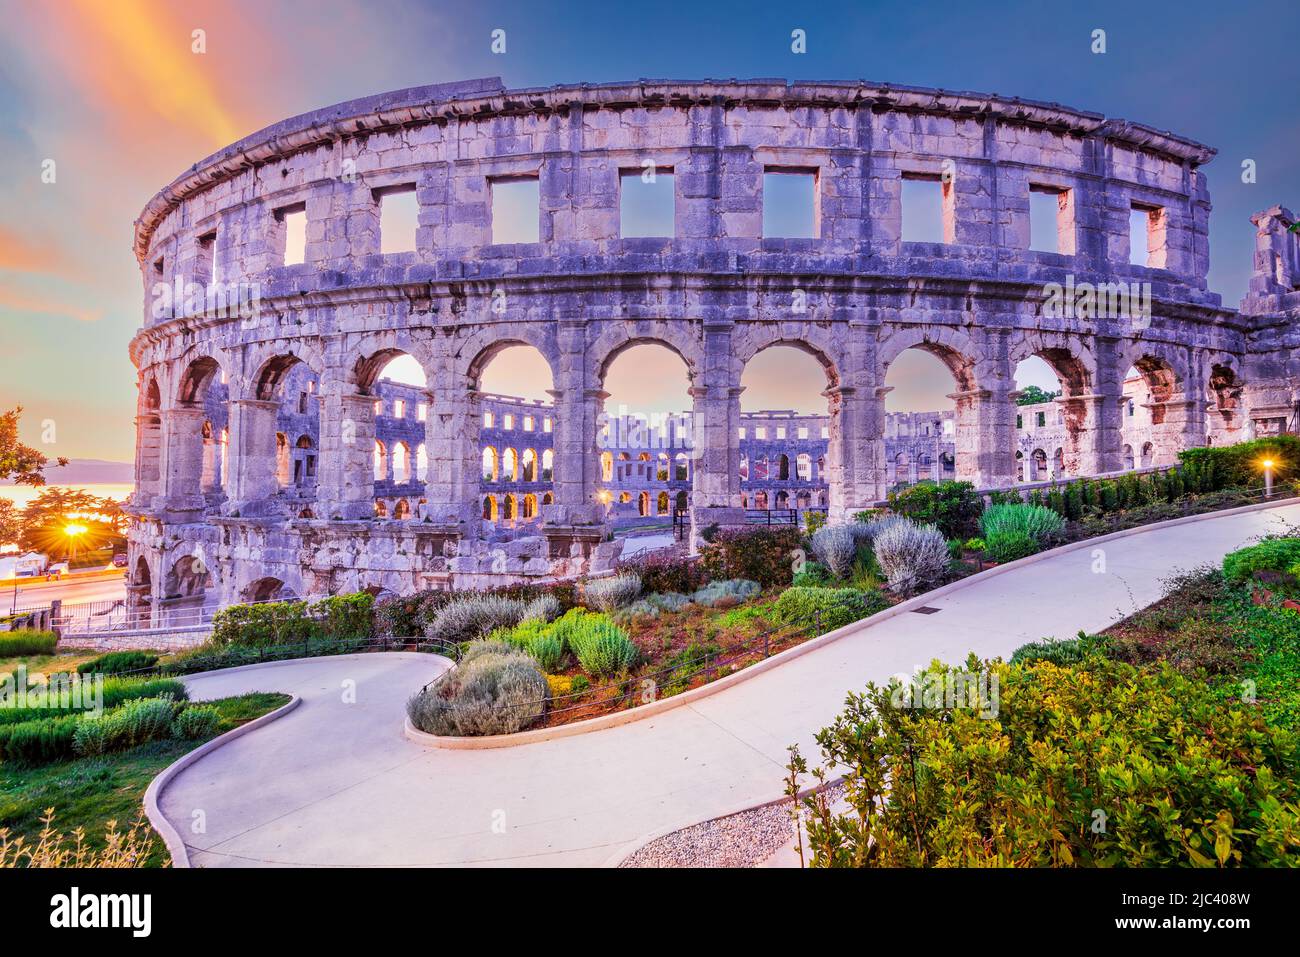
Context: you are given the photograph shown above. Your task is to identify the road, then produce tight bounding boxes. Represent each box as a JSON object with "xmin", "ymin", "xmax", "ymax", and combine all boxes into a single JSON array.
[
  {"xmin": 4, "ymin": 571, "xmax": 126, "ymax": 612},
  {"xmin": 152, "ymin": 501, "xmax": 1300, "ymax": 867}
]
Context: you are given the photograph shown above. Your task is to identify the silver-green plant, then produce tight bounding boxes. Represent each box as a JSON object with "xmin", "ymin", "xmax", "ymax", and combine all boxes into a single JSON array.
[
  {"xmin": 872, "ymin": 519, "xmax": 950, "ymax": 594},
  {"xmin": 406, "ymin": 647, "xmax": 549, "ymax": 736},
  {"xmin": 520, "ymin": 594, "xmax": 561, "ymax": 624},
  {"xmin": 691, "ymin": 579, "xmax": 761, "ymax": 608},
  {"xmin": 582, "ymin": 572, "xmax": 642, "ymax": 612},
  {"xmin": 427, "ymin": 595, "xmax": 528, "ymax": 642},
  {"xmin": 810, "ymin": 525, "xmax": 859, "ymax": 579}
]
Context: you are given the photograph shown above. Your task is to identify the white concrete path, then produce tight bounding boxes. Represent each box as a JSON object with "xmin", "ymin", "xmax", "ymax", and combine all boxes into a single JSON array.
[{"xmin": 158, "ymin": 502, "xmax": 1300, "ymax": 867}]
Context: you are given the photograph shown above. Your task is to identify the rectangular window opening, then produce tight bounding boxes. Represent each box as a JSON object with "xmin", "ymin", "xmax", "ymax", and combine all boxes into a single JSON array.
[
  {"xmin": 1130, "ymin": 203, "xmax": 1167, "ymax": 268},
  {"xmin": 762, "ymin": 168, "xmax": 817, "ymax": 239},
  {"xmin": 620, "ymin": 168, "xmax": 675, "ymax": 238},
  {"xmin": 197, "ymin": 231, "xmax": 217, "ymax": 282},
  {"xmin": 276, "ymin": 204, "xmax": 307, "ymax": 266},
  {"xmin": 900, "ymin": 174, "xmax": 952, "ymax": 244},
  {"xmin": 377, "ymin": 185, "xmax": 418, "ymax": 255},
  {"xmin": 1029, "ymin": 186, "xmax": 1073, "ymax": 254},
  {"xmin": 491, "ymin": 176, "xmax": 540, "ymax": 245}
]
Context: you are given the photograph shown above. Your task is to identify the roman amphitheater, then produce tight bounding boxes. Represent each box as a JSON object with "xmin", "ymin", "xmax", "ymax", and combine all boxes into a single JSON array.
[{"xmin": 124, "ymin": 76, "xmax": 1300, "ymax": 622}]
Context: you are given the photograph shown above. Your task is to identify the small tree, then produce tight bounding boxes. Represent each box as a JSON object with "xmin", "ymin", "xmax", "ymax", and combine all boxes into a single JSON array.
[{"xmin": 0, "ymin": 407, "xmax": 65, "ymax": 486}]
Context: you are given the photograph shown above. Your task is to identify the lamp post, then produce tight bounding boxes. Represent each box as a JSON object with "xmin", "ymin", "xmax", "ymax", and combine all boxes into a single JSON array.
[{"xmin": 1263, "ymin": 459, "xmax": 1275, "ymax": 499}]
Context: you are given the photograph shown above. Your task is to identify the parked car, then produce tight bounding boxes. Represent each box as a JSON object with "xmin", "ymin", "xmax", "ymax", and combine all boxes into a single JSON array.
[{"xmin": 112, "ymin": 553, "xmax": 128, "ymax": 568}]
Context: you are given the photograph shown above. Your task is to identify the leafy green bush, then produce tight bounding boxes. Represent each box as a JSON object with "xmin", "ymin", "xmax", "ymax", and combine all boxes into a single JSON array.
[
  {"xmin": 886, "ymin": 480, "xmax": 984, "ymax": 540},
  {"xmin": 984, "ymin": 531, "xmax": 1038, "ymax": 563},
  {"xmin": 172, "ymin": 704, "xmax": 221, "ymax": 739},
  {"xmin": 0, "ymin": 675, "xmax": 187, "ymax": 726},
  {"xmin": 698, "ymin": 526, "xmax": 802, "ymax": 587},
  {"xmin": 1180, "ymin": 435, "xmax": 1300, "ymax": 492},
  {"xmin": 72, "ymin": 696, "xmax": 178, "ymax": 756},
  {"xmin": 691, "ymin": 579, "xmax": 761, "ymax": 608},
  {"xmin": 1223, "ymin": 538, "xmax": 1300, "ymax": 584},
  {"xmin": 872, "ymin": 519, "xmax": 949, "ymax": 595},
  {"xmin": 774, "ymin": 586, "xmax": 889, "ymax": 633},
  {"xmin": 1009, "ymin": 634, "xmax": 1102, "ymax": 667},
  {"xmin": 0, "ymin": 630, "xmax": 57, "ymax": 657},
  {"xmin": 407, "ymin": 647, "xmax": 549, "ymax": 736},
  {"xmin": 963, "ymin": 537, "xmax": 986, "ymax": 553},
  {"xmin": 490, "ymin": 620, "xmax": 567, "ymax": 672},
  {"xmin": 980, "ymin": 502, "xmax": 1065, "ymax": 543},
  {"xmin": 561, "ymin": 613, "xmax": 639, "ymax": 677},
  {"xmin": 76, "ymin": 651, "xmax": 158, "ymax": 677},
  {"xmin": 791, "ymin": 561, "xmax": 831, "ymax": 587},
  {"xmin": 790, "ymin": 656, "xmax": 1300, "ymax": 866},
  {"xmin": 582, "ymin": 572, "xmax": 642, "ymax": 612},
  {"xmin": 0, "ymin": 714, "xmax": 80, "ymax": 766}
]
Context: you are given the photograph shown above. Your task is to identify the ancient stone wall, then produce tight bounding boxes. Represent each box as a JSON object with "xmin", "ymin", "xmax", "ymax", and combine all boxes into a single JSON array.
[{"xmin": 125, "ymin": 77, "xmax": 1293, "ymax": 610}]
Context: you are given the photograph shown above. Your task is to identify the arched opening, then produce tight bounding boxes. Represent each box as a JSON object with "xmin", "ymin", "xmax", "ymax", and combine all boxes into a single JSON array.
[
  {"xmin": 1127, "ymin": 356, "xmax": 1185, "ymax": 465},
  {"xmin": 416, "ymin": 443, "xmax": 428, "ymax": 482},
  {"xmin": 244, "ymin": 576, "xmax": 294, "ymax": 603},
  {"xmin": 742, "ymin": 344, "xmax": 835, "ymax": 512},
  {"xmin": 541, "ymin": 448, "xmax": 554, "ymax": 481},
  {"xmin": 482, "ymin": 447, "xmax": 499, "ymax": 482},
  {"xmin": 657, "ymin": 491, "xmax": 670, "ymax": 515},
  {"xmin": 293, "ymin": 435, "xmax": 317, "ymax": 489},
  {"xmin": 128, "ymin": 555, "xmax": 153, "ymax": 628},
  {"xmin": 1140, "ymin": 441, "xmax": 1155, "ymax": 468},
  {"xmin": 1122, "ymin": 444, "xmax": 1134, "ymax": 470},
  {"xmin": 373, "ymin": 440, "xmax": 388, "ymax": 483},
  {"xmin": 601, "ymin": 341, "xmax": 694, "ymax": 519},
  {"xmin": 240, "ymin": 354, "xmax": 322, "ymax": 513},
  {"xmin": 162, "ymin": 554, "xmax": 214, "ymax": 626},
  {"xmin": 168, "ymin": 356, "xmax": 224, "ymax": 506},
  {"xmin": 1031, "ymin": 448, "xmax": 1048, "ymax": 481},
  {"xmin": 1013, "ymin": 353, "xmax": 1071, "ymax": 478},
  {"xmin": 375, "ymin": 499, "xmax": 389, "ymax": 518},
  {"xmin": 883, "ymin": 345, "xmax": 968, "ymax": 488},
  {"xmin": 522, "ymin": 493, "xmax": 538, "ymax": 520},
  {"xmin": 393, "ymin": 499, "xmax": 411, "ymax": 520},
  {"xmin": 543, "ymin": 491, "xmax": 554, "ymax": 506},
  {"xmin": 474, "ymin": 343, "xmax": 555, "ymax": 517},
  {"xmin": 1207, "ymin": 362, "xmax": 1244, "ymax": 446},
  {"xmin": 393, "ymin": 441, "xmax": 412, "ymax": 484},
  {"xmin": 482, "ymin": 495, "xmax": 498, "ymax": 521}
]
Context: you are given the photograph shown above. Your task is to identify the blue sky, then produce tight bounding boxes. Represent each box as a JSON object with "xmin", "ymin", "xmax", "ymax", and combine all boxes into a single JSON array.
[{"xmin": 0, "ymin": 0, "xmax": 1294, "ymax": 460}]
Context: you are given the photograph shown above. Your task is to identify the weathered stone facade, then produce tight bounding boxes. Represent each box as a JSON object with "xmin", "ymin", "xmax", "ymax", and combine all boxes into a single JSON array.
[{"xmin": 125, "ymin": 76, "xmax": 1299, "ymax": 616}]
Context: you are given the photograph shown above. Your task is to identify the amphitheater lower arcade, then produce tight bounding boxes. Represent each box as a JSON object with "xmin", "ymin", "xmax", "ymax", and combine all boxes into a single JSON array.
[{"xmin": 123, "ymin": 77, "xmax": 1300, "ymax": 624}]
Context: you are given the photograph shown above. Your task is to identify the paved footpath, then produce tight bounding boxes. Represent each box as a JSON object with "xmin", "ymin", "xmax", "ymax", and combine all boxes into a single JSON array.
[{"xmin": 160, "ymin": 502, "xmax": 1300, "ymax": 867}]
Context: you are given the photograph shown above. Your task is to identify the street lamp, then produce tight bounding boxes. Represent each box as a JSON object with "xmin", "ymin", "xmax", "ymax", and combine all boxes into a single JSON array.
[{"xmin": 1262, "ymin": 459, "xmax": 1275, "ymax": 499}]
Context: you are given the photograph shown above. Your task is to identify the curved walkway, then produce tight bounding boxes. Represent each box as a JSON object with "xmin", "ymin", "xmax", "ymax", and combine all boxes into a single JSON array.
[{"xmin": 157, "ymin": 502, "xmax": 1300, "ymax": 867}]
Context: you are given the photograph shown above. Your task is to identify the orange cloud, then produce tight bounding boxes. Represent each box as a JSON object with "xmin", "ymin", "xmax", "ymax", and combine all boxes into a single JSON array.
[
  {"xmin": 53, "ymin": 0, "xmax": 245, "ymax": 147},
  {"xmin": 0, "ymin": 288, "xmax": 102, "ymax": 323},
  {"xmin": 0, "ymin": 226, "xmax": 61, "ymax": 273}
]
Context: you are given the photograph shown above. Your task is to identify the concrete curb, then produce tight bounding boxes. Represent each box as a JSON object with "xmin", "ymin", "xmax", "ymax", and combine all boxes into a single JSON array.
[
  {"xmin": 406, "ymin": 495, "xmax": 1300, "ymax": 751},
  {"xmin": 143, "ymin": 695, "xmax": 302, "ymax": 868}
]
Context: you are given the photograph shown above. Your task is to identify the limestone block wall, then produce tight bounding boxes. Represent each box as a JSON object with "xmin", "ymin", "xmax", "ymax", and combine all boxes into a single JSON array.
[{"xmin": 124, "ymin": 76, "xmax": 1288, "ymax": 612}]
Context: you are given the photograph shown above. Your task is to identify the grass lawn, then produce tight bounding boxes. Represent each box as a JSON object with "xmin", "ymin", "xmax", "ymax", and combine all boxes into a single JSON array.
[
  {"xmin": 0, "ymin": 651, "xmax": 101, "ymax": 680},
  {"xmin": 0, "ymin": 691, "xmax": 289, "ymax": 866}
]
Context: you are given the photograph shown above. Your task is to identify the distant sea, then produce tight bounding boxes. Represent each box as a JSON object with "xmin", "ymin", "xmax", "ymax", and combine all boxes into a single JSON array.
[{"xmin": 0, "ymin": 483, "xmax": 134, "ymax": 509}]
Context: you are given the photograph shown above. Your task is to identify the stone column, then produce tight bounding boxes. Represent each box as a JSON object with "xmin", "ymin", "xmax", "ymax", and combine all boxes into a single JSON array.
[
  {"xmin": 954, "ymin": 385, "xmax": 1017, "ymax": 489},
  {"xmin": 1059, "ymin": 393, "xmax": 1124, "ymax": 476},
  {"xmin": 542, "ymin": 320, "xmax": 604, "ymax": 526},
  {"xmin": 224, "ymin": 398, "xmax": 281, "ymax": 515},
  {"xmin": 824, "ymin": 385, "xmax": 886, "ymax": 520},
  {"xmin": 689, "ymin": 322, "xmax": 745, "ymax": 544},
  {"xmin": 161, "ymin": 405, "xmax": 208, "ymax": 513},
  {"xmin": 315, "ymin": 392, "xmax": 375, "ymax": 521},
  {"xmin": 421, "ymin": 378, "xmax": 480, "ymax": 527},
  {"xmin": 1146, "ymin": 398, "xmax": 1206, "ymax": 465}
]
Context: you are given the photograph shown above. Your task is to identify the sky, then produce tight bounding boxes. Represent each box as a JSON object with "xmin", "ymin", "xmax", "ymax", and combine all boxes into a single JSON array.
[{"xmin": 1, "ymin": 0, "xmax": 1295, "ymax": 462}]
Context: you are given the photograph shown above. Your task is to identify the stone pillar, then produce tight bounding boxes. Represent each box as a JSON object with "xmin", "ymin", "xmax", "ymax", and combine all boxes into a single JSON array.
[
  {"xmin": 1147, "ymin": 398, "xmax": 1206, "ymax": 465},
  {"xmin": 542, "ymin": 319, "xmax": 604, "ymax": 527},
  {"xmin": 134, "ymin": 410, "xmax": 163, "ymax": 508},
  {"xmin": 690, "ymin": 322, "xmax": 746, "ymax": 544},
  {"xmin": 1059, "ymin": 393, "xmax": 1124, "ymax": 476},
  {"xmin": 952, "ymin": 387, "xmax": 1015, "ymax": 489},
  {"xmin": 224, "ymin": 398, "xmax": 282, "ymax": 515},
  {"xmin": 824, "ymin": 385, "xmax": 886, "ymax": 520},
  {"xmin": 316, "ymin": 391, "xmax": 376, "ymax": 521},
  {"xmin": 421, "ymin": 379, "xmax": 480, "ymax": 527},
  {"xmin": 161, "ymin": 405, "xmax": 208, "ymax": 513}
]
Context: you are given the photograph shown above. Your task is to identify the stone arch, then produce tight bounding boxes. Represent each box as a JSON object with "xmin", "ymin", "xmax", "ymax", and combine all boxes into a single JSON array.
[
  {"xmin": 245, "ymin": 344, "xmax": 325, "ymax": 402},
  {"xmin": 877, "ymin": 325, "xmax": 981, "ymax": 392},
  {"xmin": 588, "ymin": 322, "xmax": 704, "ymax": 387},
  {"xmin": 393, "ymin": 498, "xmax": 411, "ymax": 520},
  {"xmin": 1008, "ymin": 333, "xmax": 1096, "ymax": 397},
  {"xmin": 347, "ymin": 339, "xmax": 435, "ymax": 395},
  {"xmin": 175, "ymin": 353, "xmax": 226, "ymax": 406},
  {"xmin": 459, "ymin": 331, "xmax": 560, "ymax": 390},
  {"xmin": 482, "ymin": 494, "xmax": 498, "ymax": 521},
  {"xmin": 1204, "ymin": 354, "xmax": 1246, "ymax": 445},
  {"xmin": 243, "ymin": 576, "xmax": 295, "ymax": 603}
]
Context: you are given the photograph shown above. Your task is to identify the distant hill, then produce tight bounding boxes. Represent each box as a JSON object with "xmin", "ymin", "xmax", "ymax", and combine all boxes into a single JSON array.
[{"xmin": 2, "ymin": 458, "xmax": 134, "ymax": 486}]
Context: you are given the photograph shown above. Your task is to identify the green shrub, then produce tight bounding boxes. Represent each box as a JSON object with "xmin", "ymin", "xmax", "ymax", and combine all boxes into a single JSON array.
[
  {"xmin": 872, "ymin": 519, "xmax": 949, "ymax": 595},
  {"xmin": 790, "ymin": 656, "xmax": 1300, "ymax": 866},
  {"xmin": 774, "ymin": 586, "xmax": 889, "ymax": 633},
  {"xmin": 984, "ymin": 531, "xmax": 1039, "ymax": 564},
  {"xmin": 76, "ymin": 651, "xmax": 158, "ymax": 677},
  {"xmin": 886, "ymin": 481, "xmax": 984, "ymax": 539},
  {"xmin": 698, "ymin": 526, "xmax": 802, "ymax": 588},
  {"xmin": 963, "ymin": 537, "xmax": 986, "ymax": 553},
  {"xmin": 210, "ymin": 593, "xmax": 375, "ymax": 648},
  {"xmin": 563, "ymin": 614, "xmax": 639, "ymax": 677},
  {"xmin": 72, "ymin": 695, "xmax": 178, "ymax": 756},
  {"xmin": 1180, "ymin": 435, "xmax": 1300, "ymax": 492},
  {"xmin": 0, "ymin": 675, "xmax": 186, "ymax": 726},
  {"xmin": 172, "ymin": 704, "xmax": 221, "ymax": 739},
  {"xmin": 582, "ymin": 572, "xmax": 642, "ymax": 612},
  {"xmin": 1223, "ymin": 538, "xmax": 1300, "ymax": 584},
  {"xmin": 490, "ymin": 620, "xmax": 567, "ymax": 672},
  {"xmin": 691, "ymin": 579, "xmax": 761, "ymax": 608},
  {"xmin": 791, "ymin": 561, "xmax": 831, "ymax": 587},
  {"xmin": 406, "ymin": 647, "xmax": 548, "ymax": 736},
  {"xmin": 1009, "ymin": 633, "xmax": 1101, "ymax": 667},
  {"xmin": 804, "ymin": 510, "xmax": 828, "ymax": 536},
  {"xmin": 644, "ymin": 592, "xmax": 693, "ymax": 613},
  {"xmin": 0, "ymin": 630, "xmax": 57, "ymax": 657},
  {"xmin": 0, "ymin": 714, "xmax": 80, "ymax": 765},
  {"xmin": 980, "ymin": 502, "xmax": 1065, "ymax": 543}
]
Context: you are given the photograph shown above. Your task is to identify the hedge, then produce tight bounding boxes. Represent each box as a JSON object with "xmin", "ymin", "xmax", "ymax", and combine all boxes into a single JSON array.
[
  {"xmin": 0, "ymin": 630, "xmax": 58, "ymax": 657},
  {"xmin": 698, "ymin": 526, "xmax": 802, "ymax": 587},
  {"xmin": 211, "ymin": 592, "xmax": 375, "ymax": 648}
]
